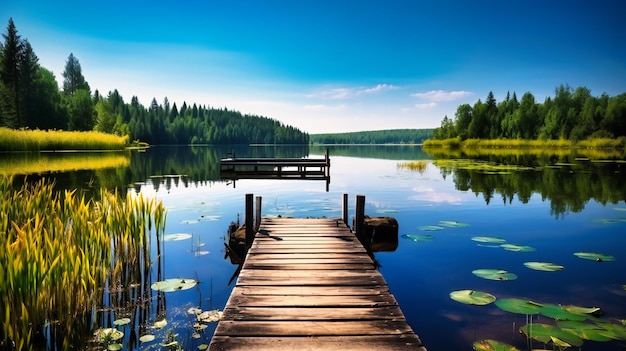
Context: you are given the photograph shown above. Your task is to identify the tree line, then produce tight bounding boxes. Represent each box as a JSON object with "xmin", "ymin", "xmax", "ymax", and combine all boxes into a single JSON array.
[
  {"xmin": 311, "ymin": 129, "xmax": 433, "ymax": 144},
  {"xmin": 432, "ymin": 85, "xmax": 626, "ymax": 141},
  {"xmin": 0, "ymin": 18, "xmax": 308, "ymax": 145}
]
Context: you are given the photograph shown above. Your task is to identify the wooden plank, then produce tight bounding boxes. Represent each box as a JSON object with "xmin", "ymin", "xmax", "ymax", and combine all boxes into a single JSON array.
[
  {"xmin": 221, "ymin": 306, "xmax": 407, "ymax": 321},
  {"xmin": 213, "ymin": 320, "xmax": 416, "ymax": 336},
  {"xmin": 209, "ymin": 335, "xmax": 426, "ymax": 351},
  {"xmin": 233, "ymin": 286, "xmax": 389, "ymax": 296},
  {"xmin": 226, "ymin": 294, "xmax": 399, "ymax": 308}
]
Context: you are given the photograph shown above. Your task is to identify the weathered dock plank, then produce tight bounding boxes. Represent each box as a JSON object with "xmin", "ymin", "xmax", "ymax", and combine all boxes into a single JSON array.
[{"xmin": 210, "ymin": 217, "xmax": 426, "ymax": 351}]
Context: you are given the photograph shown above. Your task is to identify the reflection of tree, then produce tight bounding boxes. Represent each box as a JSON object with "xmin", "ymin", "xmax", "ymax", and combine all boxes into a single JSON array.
[{"xmin": 433, "ymin": 153, "xmax": 626, "ymax": 217}]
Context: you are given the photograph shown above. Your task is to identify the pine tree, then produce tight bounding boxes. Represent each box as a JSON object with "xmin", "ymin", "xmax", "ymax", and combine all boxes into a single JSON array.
[
  {"xmin": 62, "ymin": 53, "xmax": 90, "ymax": 95},
  {"xmin": 0, "ymin": 18, "xmax": 24, "ymax": 127}
]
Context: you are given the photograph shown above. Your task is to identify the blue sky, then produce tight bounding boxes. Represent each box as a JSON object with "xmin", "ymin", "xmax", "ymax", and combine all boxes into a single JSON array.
[{"xmin": 2, "ymin": 0, "xmax": 625, "ymax": 133}]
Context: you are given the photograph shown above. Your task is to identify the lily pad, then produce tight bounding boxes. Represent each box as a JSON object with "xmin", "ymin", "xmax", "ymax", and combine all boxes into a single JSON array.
[
  {"xmin": 449, "ymin": 290, "xmax": 496, "ymax": 305},
  {"xmin": 562, "ymin": 305, "xmax": 602, "ymax": 316},
  {"xmin": 472, "ymin": 236, "xmax": 506, "ymax": 244},
  {"xmin": 472, "ymin": 269, "xmax": 517, "ymax": 281},
  {"xmin": 500, "ymin": 243, "xmax": 535, "ymax": 252},
  {"xmin": 574, "ymin": 252, "xmax": 615, "ymax": 262},
  {"xmin": 539, "ymin": 303, "xmax": 587, "ymax": 321},
  {"xmin": 197, "ymin": 309, "xmax": 223, "ymax": 323},
  {"xmin": 198, "ymin": 345, "xmax": 209, "ymax": 350},
  {"xmin": 95, "ymin": 328, "xmax": 124, "ymax": 341},
  {"xmin": 163, "ymin": 233, "xmax": 193, "ymax": 241},
  {"xmin": 112, "ymin": 317, "xmax": 131, "ymax": 326},
  {"xmin": 151, "ymin": 278, "xmax": 197, "ymax": 292},
  {"xmin": 153, "ymin": 319, "xmax": 167, "ymax": 329},
  {"xmin": 401, "ymin": 234, "xmax": 435, "ymax": 242},
  {"xmin": 139, "ymin": 334, "xmax": 155, "ymax": 342},
  {"xmin": 495, "ymin": 298, "xmax": 543, "ymax": 315},
  {"xmin": 473, "ymin": 339, "xmax": 519, "ymax": 351},
  {"xmin": 520, "ymin": 323, "xmax": 583, "ymax": 347},
  {"xmin": 417, "ymin": 225, "xmax": 444, "ymax": 231},
  {"xmin": 438, "ymin": 220, "xmax": 470, "ymax": 228},
  {"xmin": 524, "ymin": 262, "xmax": 564, "ymax": 272},
  {"xmin": 107, "ymin": 344, "xmax": 123, "ymax": 351}
]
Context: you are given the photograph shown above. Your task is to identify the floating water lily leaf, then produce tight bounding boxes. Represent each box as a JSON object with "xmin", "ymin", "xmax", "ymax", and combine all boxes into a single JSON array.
[
  {"xmin": 163, "ymin": 233, "xmax": 193, "ymax": 241},
  {"xmin": 112, "ymin": 317, "xmax": 131, "ymax": 326},
  {"xmin": 180, "ymin": 219, "xmax": 199, "ymax": 224},
  {"xmin": 472, "ymin": 269, "xmax": 517, "ymax": 281},
  {"xmin": 417, "ymin": 225, "xmax": 444, "ymax": 231},
  {"xmin": 495, "ymin": 298, "xmax": 543, "ymax": 315},
  {"xmin": 473, "ymin": 339, "xmax": 519, "ymax": 351},
  {"xmin": 557, "ymin": 321, "xmax": 614, "ymax": 342},
  {"xmin": 161, "ymin": 341, "xmax": 179, "ymax": 347},
  {"xmin": 401, "ymin": 234, "xmax": 435, "ymax": 242},
  {"xmin": 198, "ymin": 344, "xmax": 209, "ymax": 350},
  {"xmin": 151, "ymin": 278, "xmax": 197, "ymax": 292},
  {"xmin": 438, "ymin": 220, "xmax": 470, "ymax": 228},
  {"xmin": 574, "ymin": 252, "xmax": 615, "ymax": 262},
  {"xmin": 520, "ymin": 323, "xmax": 583, "ymax": 347},
  {"xmin": 192, "ymin": 332, "xmax": 201, "ymax": 339},
  {"xmin": 524, "ymin": 262, "xmax": 564, "ymax": 272},
  {"xmin": 501, "ymin": 243, "xmax": 535, "ymax": 252},
  {"xmin": 95, "ymin": 328, "xmax": 124, "ymax": 341},
  {"xmin": 107, "ymin": 344, "xmax": 122, "ymax": 351},
  {"xmin": 562, "ymin": 305, "xmax": 601, "ymax": 316},
  {"xmin": 197, "ymin": 309, "xmax": 223, "ymax": 323},
  {"xmin": 153, "ymin": 319, "xmax": 167, "ymax": 329},
  {"xmin": 449, "ymin": 290, "xmax": 496, "ymax": 305},
  {"xmin": 472, "ymin": 236, "xmax": 506, "ymax": 244},
  {"xmin": 139, "ymin": 334, "xmax": 155, "ymax": 342},
  {"xmin": 595, "ymin": 320, "xmax": 626, "ymax": 340},
  {"xmin": 539, "ymin": 303, "xmax": 587, "ymax": 321}
]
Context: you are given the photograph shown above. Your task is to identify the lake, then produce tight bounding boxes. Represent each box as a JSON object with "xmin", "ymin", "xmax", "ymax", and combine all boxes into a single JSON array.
[{"xmin": 2, "ymin": 145, "xmax": 625, "ymax": 350}]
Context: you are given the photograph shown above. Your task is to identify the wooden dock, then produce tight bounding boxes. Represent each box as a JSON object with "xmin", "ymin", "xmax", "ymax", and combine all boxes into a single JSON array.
[
  {"xmin": 209, "ymin": 215, "xmax": 426, "ymax": 350},
  {"xmin": 219, "ymin": 151, "xmax": 331, "ymax": 191}
]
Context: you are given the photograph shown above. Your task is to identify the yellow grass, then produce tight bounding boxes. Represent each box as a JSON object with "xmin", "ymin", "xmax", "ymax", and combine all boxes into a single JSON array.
[
  {"xmin": 0, "ymin": 176, "xmax": 166, "ymax": 349},
  {"xmin": 397, "ymin": 160, "xmax": 428, "ymax": 174},
  {"xmin": 0, "ymin": 128, "xmax": 129, "ymax": 151}
]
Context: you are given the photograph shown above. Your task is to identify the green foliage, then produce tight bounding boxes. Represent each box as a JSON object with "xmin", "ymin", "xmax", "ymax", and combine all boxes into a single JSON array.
[
  {"xmin": 310, "ymin": 129, "xmax": 432, "ymax": 144},
  {"xmin": 432, "ymin": 85, "xmax": 626, "ymax": 143}
]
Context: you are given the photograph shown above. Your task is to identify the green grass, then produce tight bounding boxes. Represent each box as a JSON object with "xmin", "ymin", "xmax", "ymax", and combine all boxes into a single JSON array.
[
  {"xmin": 0, "ymin": 128, "xmax": 129, "ymax": 151},
  {"xmin": 425, "ymin": 137, "xmax": 626, "ymax": 150}
]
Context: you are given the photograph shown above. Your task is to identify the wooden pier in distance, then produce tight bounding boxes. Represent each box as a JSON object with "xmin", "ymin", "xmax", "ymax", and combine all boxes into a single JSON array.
[
  {"xmin": 219, "ymin": 150, "xmax": 331, "ymax": 191},
  {"xmin": 209, "ymin": 195, "xmax": 426, "ymax": 351}
]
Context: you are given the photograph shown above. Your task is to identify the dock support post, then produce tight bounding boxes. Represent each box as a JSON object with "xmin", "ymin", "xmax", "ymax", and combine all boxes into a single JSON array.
[
  {"xmin": 245, "ymin": 194, "xmax": 254, "ymax": 248},
  {"xmin": 342, "ymin": 193, "xmax": 349, "ymax": 226},
  {"xmin": 355, "ymin": 194, "xmax": 365, "ymax": 242},
  {"xmin": 255, "ymin": 196, "xmax": 262, "ymax": 232}
]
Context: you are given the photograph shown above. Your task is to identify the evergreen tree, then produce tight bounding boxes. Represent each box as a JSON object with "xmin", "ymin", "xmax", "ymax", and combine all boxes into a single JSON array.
[
  {"xmin": 0, "ymin": 18, "xmax": 23, "ymax": 127},
  {"xmin": 62, "ymin": 53, "xmax": 90, "ymax": 95}
]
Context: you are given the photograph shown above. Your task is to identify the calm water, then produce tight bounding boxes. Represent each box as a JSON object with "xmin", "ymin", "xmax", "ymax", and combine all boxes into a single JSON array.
[{"xmin": 3, "ymin": 145, "xmax": 626, "ymax": 350}]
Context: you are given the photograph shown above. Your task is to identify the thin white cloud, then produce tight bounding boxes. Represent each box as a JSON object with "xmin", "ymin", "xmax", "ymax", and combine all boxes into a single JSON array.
[
  {"xmin": 411, "ymin": 90, "xmax": 472, "ymax": 102},
  {"xmin": 415, "ymin": 102, "xmax": 437, "ymax": 109},
  {"xmin": 307, "ymin": 84, "xmax": 399, "ymax": 99}
]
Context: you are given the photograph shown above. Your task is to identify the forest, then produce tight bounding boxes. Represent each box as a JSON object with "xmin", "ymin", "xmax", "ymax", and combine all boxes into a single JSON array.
[
  {"xmin": 311, "ymin": 129, "xmax": 433, "ymax": 144},
  {"xmin": 0, "ymin": 18, "xmax": 308, "ymax": 145},
  {"xmin": 431, "ymin": 85, "xmax": 626, "ymax": 141}
]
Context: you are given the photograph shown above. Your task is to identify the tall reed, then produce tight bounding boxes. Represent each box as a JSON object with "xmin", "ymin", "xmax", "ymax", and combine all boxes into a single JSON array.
[
  {"xmin": 0, "ymin": 176, "xmax": 166, "ymax": 350},
  {"xmin": 0, "ymin": 128, "xmax": 129, "ymax": 151}
]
